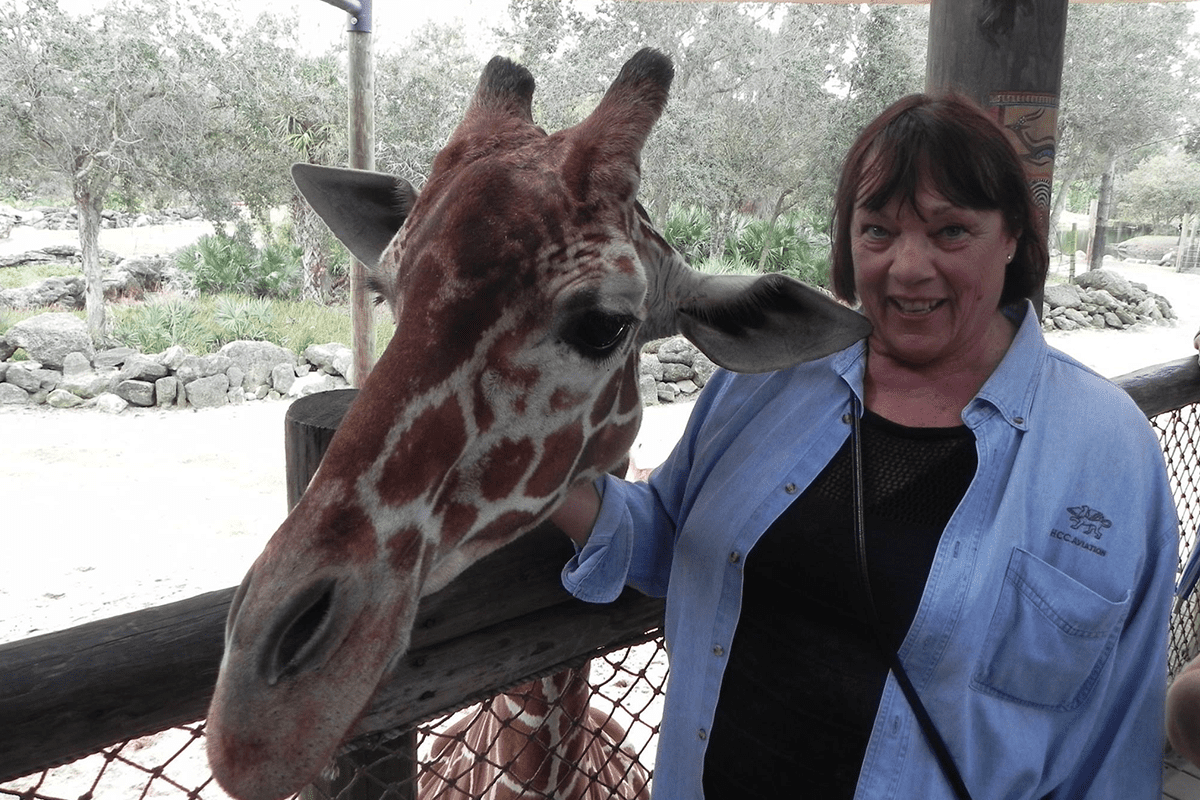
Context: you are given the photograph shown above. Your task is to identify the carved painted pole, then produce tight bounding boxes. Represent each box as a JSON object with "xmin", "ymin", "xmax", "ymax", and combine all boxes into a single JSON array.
[
  {"xmin": 347, "ymin": 0, "xmax": 376, "ymax": 386},
  {"xmin": 927, "ymin": 0, "xmax": 1069, "ymax": 313}
]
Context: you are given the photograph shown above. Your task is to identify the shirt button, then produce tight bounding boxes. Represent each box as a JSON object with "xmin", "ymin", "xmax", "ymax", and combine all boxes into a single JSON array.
[
  {"xmin": 713, "ymin": 645, "xmax": 725, "ymax": 656},
  {"xmin": 784, "ymin": 483, "xmax": 797, "ymax": 494},
  {"xmin": 1014, "ymin": 416, "xmax": 1025, "ymax": 425},
  {"xmin": 698, "ymin": 728, "xmax": 708, "ymax": 740},
  {"xmin": 842, "ymin": 413, "xmax": 852, "ymax": 424},
  {"xmin": 728, "ymin": 551, "xmax": 741, "ymax": 564}
]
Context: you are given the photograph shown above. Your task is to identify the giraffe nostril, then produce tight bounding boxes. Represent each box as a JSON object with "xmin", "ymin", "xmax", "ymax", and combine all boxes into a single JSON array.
[{"xmin": 265, "ymin": 578, "xmax": 339, "ymax": 685}]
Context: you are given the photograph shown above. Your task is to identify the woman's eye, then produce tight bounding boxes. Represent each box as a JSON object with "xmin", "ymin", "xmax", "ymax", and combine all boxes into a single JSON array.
[
  {"xmin": 565, "ymin": 311, "xmax": 634, "ymax": 359},
  {"xmin": 939, "ymin": 224, "xmax": 968, "ymax": 239},
  {"xmin": 861, "ymin": 224, "xmax": 890, "ymax": 240}
]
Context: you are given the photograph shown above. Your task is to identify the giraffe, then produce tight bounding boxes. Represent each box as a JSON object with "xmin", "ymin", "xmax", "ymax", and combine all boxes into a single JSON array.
[
  {"xmin": 206, "ymin": 48, "xmax": 870, "ymax": 800},
  {"xmin": 418, "ymin": 663, "xmax": 648, "ymax": 799}
]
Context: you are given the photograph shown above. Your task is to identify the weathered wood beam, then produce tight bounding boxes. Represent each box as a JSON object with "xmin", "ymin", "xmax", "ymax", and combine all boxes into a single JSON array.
[
  {"xmin": 1114, "ymin": 355, "xmax": 1200, "ymax": 419},
  {"xmin": 0, "ymin": 523, "xmax": 662, "ymax": 783}
]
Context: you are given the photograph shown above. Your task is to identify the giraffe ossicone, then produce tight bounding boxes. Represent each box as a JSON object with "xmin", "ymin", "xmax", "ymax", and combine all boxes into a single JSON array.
[{"xmin": 206, "ymin": 48, "xmax": 869, "ymax": 800}]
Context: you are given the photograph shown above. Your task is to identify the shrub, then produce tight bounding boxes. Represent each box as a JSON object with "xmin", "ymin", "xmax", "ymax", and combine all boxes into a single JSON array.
[
  {"xmin": 662, "ymin": 205, "xmax": 712, "ymax": 263},
  {"xmin": 174, "ymin": 223, "xmax": 302, "ymax": 299},
  {"xmin": 112, "ymin": 297, "xmax": 214, "ymax": 353},
  {"xmin": 211, "ymin": 296, "xmax": 275, "ymax": 345}
]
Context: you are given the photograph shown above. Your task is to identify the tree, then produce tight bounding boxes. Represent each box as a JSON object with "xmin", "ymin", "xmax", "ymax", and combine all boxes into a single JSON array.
[
  {"xmin": 1054, "ymin": 2, "xmax": 1200, "ymax": 266},
  {"xmin": 1120, "ymin": 150, "xmax": 1200, "ymax": 228},
  {"xmin": 0, "ymin": 0, "xmax": 230, "ymax": 342}
]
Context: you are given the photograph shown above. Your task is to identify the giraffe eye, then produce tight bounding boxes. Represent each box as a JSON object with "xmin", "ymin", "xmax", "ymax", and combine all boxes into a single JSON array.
[{"xmin": 565, "ymin": 310, "xmax": 635, "ymax": 360}]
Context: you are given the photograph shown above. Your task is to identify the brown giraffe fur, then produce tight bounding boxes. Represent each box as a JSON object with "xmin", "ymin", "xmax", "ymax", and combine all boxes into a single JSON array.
[
  {"xmin": 206, "ymin": 48, "xmax": 869, "ymax": 800},
  {"xmin": 418, "ymin": 664, "xmax": 647, "ymax": 799}
]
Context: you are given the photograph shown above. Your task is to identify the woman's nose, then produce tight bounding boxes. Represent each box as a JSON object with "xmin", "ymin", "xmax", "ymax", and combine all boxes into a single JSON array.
[{"xmin": 890, "ymin": 233, "xmax": 935, "ymax": 283}]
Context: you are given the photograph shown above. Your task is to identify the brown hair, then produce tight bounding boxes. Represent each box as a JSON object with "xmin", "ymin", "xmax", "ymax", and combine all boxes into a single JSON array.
[{"xmin": 830, "ymin": 93, "xmax": 1048, "ymax": 306}]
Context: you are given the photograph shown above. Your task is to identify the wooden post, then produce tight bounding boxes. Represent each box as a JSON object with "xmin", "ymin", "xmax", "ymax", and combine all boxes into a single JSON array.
[
  {"xmin": 347, "ymin": 0, "xmax": 376, "ymax": 387},
  {"xmin": 287, "ymin": 390, "xmax": 417, "ymax": 800},
  {"xmin": 927, "ymin": 0, "xmax": 1069, "ymax": 314}
]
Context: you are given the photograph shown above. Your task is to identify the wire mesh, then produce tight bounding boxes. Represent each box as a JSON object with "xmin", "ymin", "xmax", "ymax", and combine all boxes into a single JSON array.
[
  {"xmin": 0, "ymin": 642, "xmax": 669, "ymax": 800},
  {"xmin": 1157, "ymin": 403, "xmax": 1200, "ymax": 678}
]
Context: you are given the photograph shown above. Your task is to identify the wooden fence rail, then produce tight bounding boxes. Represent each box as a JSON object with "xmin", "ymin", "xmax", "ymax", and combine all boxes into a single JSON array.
[{"xmin": 1, "ymin": 355, "xmax": 1197, "ymax": 784}]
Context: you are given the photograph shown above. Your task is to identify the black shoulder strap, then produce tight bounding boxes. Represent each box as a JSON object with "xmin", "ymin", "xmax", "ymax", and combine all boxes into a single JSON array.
[{"xmin": 850, "ymin": 403, "xmax": 974, "ymax": 800}]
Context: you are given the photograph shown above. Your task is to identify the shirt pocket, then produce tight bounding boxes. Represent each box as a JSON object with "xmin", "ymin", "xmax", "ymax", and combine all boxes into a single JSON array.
[{"xmin": 970, "ymin": 547, "xmax": 1130, "ymax": 712}]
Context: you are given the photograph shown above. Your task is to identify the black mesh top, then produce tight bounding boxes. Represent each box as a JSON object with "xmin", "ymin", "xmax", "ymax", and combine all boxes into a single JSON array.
[{"xmin": 702, "ymin": 410, "xmax": 977, "ymax": 798}]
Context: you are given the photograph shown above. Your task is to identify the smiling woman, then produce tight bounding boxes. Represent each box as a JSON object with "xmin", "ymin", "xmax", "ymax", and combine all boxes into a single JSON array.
[{"xmin": 551, "ymin": 91, "xmax": 1178, "ymax": 799}]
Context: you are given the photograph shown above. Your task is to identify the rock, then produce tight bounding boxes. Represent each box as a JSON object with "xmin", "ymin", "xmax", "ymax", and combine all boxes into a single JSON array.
[
  {"xmin": 661, "ymin": 362, "xmax": 693, "ymax": 382},
  {"xmin": 658, "ymin": 338, "xmax": 696, "ymax": 365},
  {"xmin": 638, "ymin": 373, "xmax": 659, "ymax": 406},
  {"xmin": 5, "ymin": 362, "xmax": 60, "ymax": 393},
  {"xmin": 657, "ymin": 383, "xmax": 679, "ymax": 403},
  {"xmin": 692, "ymin": 354, "xmax": 717, "ymax": 387},
  {"xmin": 59, "ymin": 367, "xmax": 118, "ymax": 399},
  {"xmin": 118, "ymin": 353, "xmax": 168, "ymax": 382},
  {"xmin": 46, "ymin": 388, "xmax": 84, "ymax": 408},
  {"xmin": 1043, "ymin": 283, "xmax": 1084, "ymax": 310},
  {"xmin": 94, "ymin": 393, "xmax": 129, "ymax": 414},
  {"xmin": 201, "ymin": 354, "xmax": 233, "ymax": 377},
  {"xmin": 219, "ymin": 340, "xmax": 297, "ymax": 391},
  {"xmin": 1083, "ymin": 288, "xmax": 1118, "ymax": 310},
  {"xmin": 676, "ymin": 379, "xmax": 699, "ymax": 395},
  {"xmin": 271, "ymin": 362, "xmax": 296, "ymax": 394},
  {"xmin": 226, "ymin": 386, "xmax": 246, "ymax": 405},
  {"xmin": 1075, "ymin": 269, "xmax": 1138, "ymax": 303},
  {"xmin": 287, "ymin": 372, "xmax": 345, "ymax": 397},
  {"xmin": 185, "ymin": 373, "xmax": 230, "ymax": 409},
  {"xmin": 160, "ymin": 345, "xmax": 188, "ymax": 371},
  {"xmin": 303, "ymin": 343, "xmax": 352, "ymax": 376},
  {"xmin": 640, "ymin": 353, "xmax": 664, "ymax": 381},
  {"xmin": 155, "ymin": 376, "xmax": 178, "ymax": 407},
  {"xmin": 226, "ymin": 366, "xmax": 245, "ymax": 392},
  {"xmin": 93, "ymin": 346, "xmax": 137, "ymax": 369},
  {"xmin": 115, "ymin": 379, "xmax": 155, "ymax": 407},
  {"xmin": 1103, "ymin": 312, "xmax": 1123, "ymax": 329},
  {"xmin": 4, "ymin": 312, "xmax": 93, "ymax": 368},
  {"xmin": 61, "ymin": 351, "xmax": 91, "ymax": 376},
  {"xmin": 0, "ymin": 383, "xmax": 30, "ymax": 404}
]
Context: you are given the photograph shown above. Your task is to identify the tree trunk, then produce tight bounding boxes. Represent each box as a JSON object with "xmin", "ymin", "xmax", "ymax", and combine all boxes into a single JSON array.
[
  {"xmin": 75, "ymin": 183, "xmax": 106, "ymax": 346},
  {"xmin": 293, "ymin": 192, "xmax": 329, "ymax": 303},
  {"xmin": 1047, "ymin": 157, "xmax": 1082, "ymax": 254},
  {"xmin": 1089, "ymin": 160, "xmax": 1116, "ymax": 272}
]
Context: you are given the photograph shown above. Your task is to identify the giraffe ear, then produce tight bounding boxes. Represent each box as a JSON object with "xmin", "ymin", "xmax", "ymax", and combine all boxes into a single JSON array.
[
  {"xmin": 674, "ymin": 271, "xmax": 873, "ymax": 373},
  {"xmin": 291, "ymin": 163, "xmax": 416, "ymax": 267}
]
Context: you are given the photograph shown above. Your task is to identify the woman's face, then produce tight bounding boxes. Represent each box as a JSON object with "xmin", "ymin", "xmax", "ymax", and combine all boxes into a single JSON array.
[{"xmin": 850, "ymin": 184, "xmax": 1017, "ymax": 371}]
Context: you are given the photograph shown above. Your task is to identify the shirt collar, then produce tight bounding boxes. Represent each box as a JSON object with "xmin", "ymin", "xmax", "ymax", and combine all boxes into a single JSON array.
[{"xmin": 829, "ymin": 299, "xmax": 1046, "ymax": 431}]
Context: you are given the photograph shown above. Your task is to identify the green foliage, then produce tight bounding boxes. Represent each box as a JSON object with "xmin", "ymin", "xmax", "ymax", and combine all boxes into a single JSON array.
[
  {"xmin": 661, "ymin": 205, "xmax": 712, "ymax": 263},
  {"xmin": 1120, "ymin": 151, "xmax": 1200, "ymax": 225},
  {"xmin": 174, "ymin": 224, "xmax": 302, "ymax": 299},
  {"xmin": 110, "ymin": 295, "xmax": 396, "ymax": 361},
  {"xmin": 112, "ymin": 297, "xmax": 212, "ymax": 353},
  {"xmin": 0, "ymin": 262, "xmax": 78, "ymax": 290}
]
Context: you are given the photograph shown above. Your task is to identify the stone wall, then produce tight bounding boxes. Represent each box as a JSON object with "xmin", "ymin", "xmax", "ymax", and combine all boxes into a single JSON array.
[
  {"xmin": 0, "ymin": 267, "xmax": 1178, "ymax": 414},
  {"xmin": 0, "ymin": 312, "xmax": 352, "ymax": 413}
]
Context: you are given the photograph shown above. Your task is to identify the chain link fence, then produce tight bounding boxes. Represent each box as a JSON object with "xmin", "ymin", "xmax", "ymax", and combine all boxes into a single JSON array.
[{"xmin": 4, "ymin": 398, "xmax": 1200, "ymax": 800}]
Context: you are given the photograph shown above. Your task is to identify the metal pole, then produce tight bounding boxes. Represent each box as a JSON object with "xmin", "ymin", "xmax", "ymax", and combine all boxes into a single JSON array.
[{"xmin": 346, "ymin": 0, "xmax": 375, "ymax": 386}]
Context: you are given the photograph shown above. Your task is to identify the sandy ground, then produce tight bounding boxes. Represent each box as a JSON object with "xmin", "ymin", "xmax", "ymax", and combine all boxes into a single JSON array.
[{"xmin": 1, "ymin": 227, "xmax": 1199, "ymax": 796}]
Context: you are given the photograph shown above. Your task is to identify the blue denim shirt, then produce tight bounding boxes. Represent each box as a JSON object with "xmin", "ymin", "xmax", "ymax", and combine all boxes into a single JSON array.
[{"xmin": 563, "ymin": 302, "xmax": 1177, "ymax": 799}]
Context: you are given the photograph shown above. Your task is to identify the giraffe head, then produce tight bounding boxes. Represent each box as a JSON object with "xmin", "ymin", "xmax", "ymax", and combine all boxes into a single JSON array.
[{"xmin": 206, "ymin": 48, "xmax": 869, "ymax": 800}]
